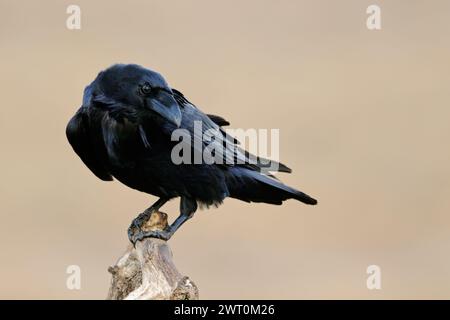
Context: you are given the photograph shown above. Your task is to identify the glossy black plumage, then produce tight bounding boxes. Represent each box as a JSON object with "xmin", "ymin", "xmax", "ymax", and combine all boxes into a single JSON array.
[{"xmin": 66, "ymin": 64, "xmax": 317, "ymax": 242}]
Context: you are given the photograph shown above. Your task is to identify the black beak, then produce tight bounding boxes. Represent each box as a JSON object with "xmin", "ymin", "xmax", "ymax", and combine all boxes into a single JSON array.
[{"xmin": 149, "ymin": 91, "xmax": 182, "ymax": 127}]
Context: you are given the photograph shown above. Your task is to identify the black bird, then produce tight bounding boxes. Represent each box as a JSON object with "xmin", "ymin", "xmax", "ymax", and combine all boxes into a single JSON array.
[{"xmin": 66, "ymin": 64, "xmax": 317, "ymax": 243}]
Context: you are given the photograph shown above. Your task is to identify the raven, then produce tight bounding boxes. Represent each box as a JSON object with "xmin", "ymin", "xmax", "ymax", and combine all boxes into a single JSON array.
[{"xmin": 66, "ymin": 64, "xmax": 317, "ymax": 243}]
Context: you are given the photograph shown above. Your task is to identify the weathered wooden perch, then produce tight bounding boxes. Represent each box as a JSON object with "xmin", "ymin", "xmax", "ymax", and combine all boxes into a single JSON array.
[{"xmin": 107, "ymin": 210, "xmax": 199, "ymax": 300}]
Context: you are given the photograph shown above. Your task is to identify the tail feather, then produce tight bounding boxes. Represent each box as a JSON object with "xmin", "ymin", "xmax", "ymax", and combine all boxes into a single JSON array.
[{"xmin": 226, "ymin": 167, "xmax": 317, "ymax": 205}]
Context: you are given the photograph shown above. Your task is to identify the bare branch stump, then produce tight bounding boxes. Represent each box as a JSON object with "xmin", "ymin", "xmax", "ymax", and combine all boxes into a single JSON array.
[{"xmin": 107, "ymin": 210, "xmax": 199, "ymax": 300}]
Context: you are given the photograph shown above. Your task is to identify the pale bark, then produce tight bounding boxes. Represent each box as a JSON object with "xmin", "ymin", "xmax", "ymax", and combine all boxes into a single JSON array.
[{"xmin": 107, "ymin": 211, "xmax": 199, "ymax": 300}]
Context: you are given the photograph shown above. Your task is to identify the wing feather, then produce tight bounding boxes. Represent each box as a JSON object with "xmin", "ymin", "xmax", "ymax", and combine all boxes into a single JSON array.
[
  {"xmin": 172, "ymin": 89, "xmax": 291, "ymax": 173},
  {"xmin": 66, "ymin": 108, "xmax": 113, "ymax": 181}
]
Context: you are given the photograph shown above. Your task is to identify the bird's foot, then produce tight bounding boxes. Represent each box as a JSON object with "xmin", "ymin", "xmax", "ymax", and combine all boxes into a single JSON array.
[
  {"xmin": 130, "ymin": 228, "xmax": 173, "ymax": 244},
  {"xmin": 128, "ymin": 209, "xmax": 173, "ymax": 245},
  {"xmin": 127, "ymin": 211, "xmax": 151, "ymax": 242}
]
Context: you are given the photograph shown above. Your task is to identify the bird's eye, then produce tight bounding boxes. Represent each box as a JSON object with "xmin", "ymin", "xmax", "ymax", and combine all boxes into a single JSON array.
[{"xmin": 140, "ymin": 82, "xmax": 152, "ymax": 95}]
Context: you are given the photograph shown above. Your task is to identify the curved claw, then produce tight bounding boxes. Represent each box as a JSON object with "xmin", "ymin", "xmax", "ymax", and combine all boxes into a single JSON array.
[{"xmin": 127, "ymin": 210, "xmax": 153, "ymax": 244}]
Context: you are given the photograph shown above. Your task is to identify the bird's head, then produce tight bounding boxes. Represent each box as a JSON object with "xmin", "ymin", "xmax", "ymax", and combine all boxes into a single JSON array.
[{"xmin": 85, "ymin": 64, "xmax": 182, "ymax": 127}]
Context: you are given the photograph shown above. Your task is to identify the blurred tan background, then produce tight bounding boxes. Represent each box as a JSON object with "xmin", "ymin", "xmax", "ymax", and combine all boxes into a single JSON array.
[{"xmin": 1, "ymin": 0, "xmax": 450, "ymax": 299}]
